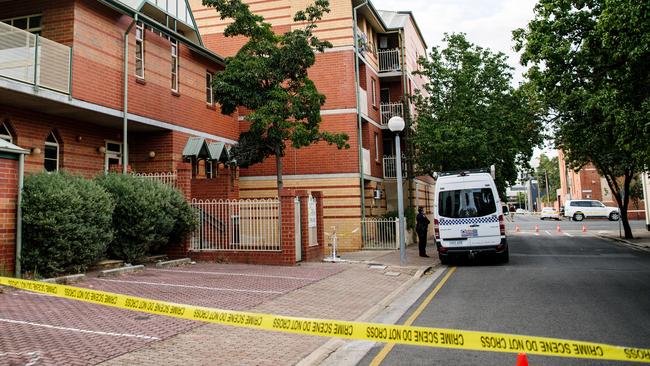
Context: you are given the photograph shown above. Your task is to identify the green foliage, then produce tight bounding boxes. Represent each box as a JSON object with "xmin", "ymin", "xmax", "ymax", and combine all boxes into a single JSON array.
[
  {"xmin": 535, "ymin": 154, "xmax": 560, "ymax": 203},
  {"xmin": 202, "ymin": 0, "xmax": 349, "ymax": 190},
  {"xmin": 384, "ymin": 207, "xmax": 416, "ymax": 231},
  {"xmin": 513, "ymin": 0, "xmax": 650, "ymax": 238},
  {"xmin": 95, "ymin": 174, "xmax": 196, "ymax": 263},
  {"xmin": 22, "ymin": 172, "xmax": 114, "ymax": 278},
  {"xmin": 413, "ymin": 33, "xmax": 544, "ymax": 197}
]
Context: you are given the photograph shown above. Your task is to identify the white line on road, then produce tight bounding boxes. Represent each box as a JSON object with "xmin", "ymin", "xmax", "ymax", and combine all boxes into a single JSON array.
[
  {"xmin": 96, "ymin": 278, "xmax": 283, "ymax": 294},
  {"xmin": 0, "ymin": 318, "xmax": 160, "ymax": 340},
  {"xmin": 149, "ymin": 268, "xmax": 316, "ymax": 281},
  {"xmin": 545, "ymin": 231, "xmax": 552, "ymax": 236},
  {"xmin": 564, "ymin": 232, "xmax": 574, "ymax": 237}
]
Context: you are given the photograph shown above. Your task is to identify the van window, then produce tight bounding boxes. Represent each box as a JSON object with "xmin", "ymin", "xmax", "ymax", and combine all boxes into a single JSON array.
[{"xmin": 438, "ymin": 188, "xmax": 497, "ymax": 218}]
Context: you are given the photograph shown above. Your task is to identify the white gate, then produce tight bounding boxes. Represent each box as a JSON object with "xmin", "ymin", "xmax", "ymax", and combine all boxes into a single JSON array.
[
  {"xmin": 362, "ymin": 217, "xmax": 399, "ymax": 250},
  {"xmin": 190, "ymin": 199, "xmax": 280, "ymax": 251},
  {"xmin": 308, "ymin": 195, "xmax": 318, "ymax": 246}
]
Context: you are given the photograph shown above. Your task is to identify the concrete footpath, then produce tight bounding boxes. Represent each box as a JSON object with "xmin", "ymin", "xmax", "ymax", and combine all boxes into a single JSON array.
[
  {"xmin": 100, "ymin": 244, "xmax": 440, "ymax": 366},
  {"xmin": 597, "ymin": 228, "xmax": 650, "ymax": 251}
]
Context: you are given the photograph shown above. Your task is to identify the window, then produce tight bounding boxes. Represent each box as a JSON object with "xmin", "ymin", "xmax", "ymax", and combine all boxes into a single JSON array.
[
  {"xmin": 206, "ymin": 71, "xmax": 213, "ymax": 105},
  {"xmin": 0, "ymin": 123, "xmax": 13, "ymax": 143},
  {"xmin": 374, "ymin": 133, "xmax": 379, "ymax": 162},
  {"xmin": 438, "ymin": 188, "xmax": 497, "ymax": 218},
  {"xmin": 135, "ymin": 22, "xmax": 145, "ymax": 79},
  {"xmin": 44, "ymin": 132, "xmax": 59, "ymax": 172},
  {"xmin": 104, "ymin": 141, "xmax": 122, "ymax": 172},
  {"xmin": 205, "ymin": 160, "xmax": 213, "ymax": 178},
  {"xmin": 171, "ymin": 39, "xmax": 179, "ymax": 92},
  {"xmin": 2, "ymin": 14, "xmax": 42, "ymax": 35},
  {"xmin": 371, "ymin": 78, "xmax": 377, "ymax": 107}
]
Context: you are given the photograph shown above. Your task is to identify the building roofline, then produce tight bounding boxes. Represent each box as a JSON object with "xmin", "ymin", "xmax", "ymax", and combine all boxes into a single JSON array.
[{"xmin": 394, "ymin": 11, "xmax": 428, "ymax": 50}]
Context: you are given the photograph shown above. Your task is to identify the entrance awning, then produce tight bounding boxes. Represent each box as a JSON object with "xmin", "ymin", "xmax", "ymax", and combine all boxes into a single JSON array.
[{"xmin": 182, "ymin": 137, "xmax": 229, "ymax": 162}]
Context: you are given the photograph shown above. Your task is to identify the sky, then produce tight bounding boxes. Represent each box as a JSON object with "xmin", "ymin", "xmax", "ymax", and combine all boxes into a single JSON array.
[{"xmin": 371, "ymin": 0, "xmax": 557, "ymax": 164}]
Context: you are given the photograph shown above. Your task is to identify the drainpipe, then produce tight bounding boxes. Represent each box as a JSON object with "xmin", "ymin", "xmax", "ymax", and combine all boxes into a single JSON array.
[
  {"xmin": 15, "ymin": 153, "xmax": 25, "ymax": 277},
  {"xmin": 353, "ymin": 1, "xmax": 368, "ymax": 240},
  {"xmin": 122, "ymin": 15, "xmax": 137, "ymax": 174},
  {"xmin": 399, "ymin": 29, "xmax": 415, "ymax": 212}
]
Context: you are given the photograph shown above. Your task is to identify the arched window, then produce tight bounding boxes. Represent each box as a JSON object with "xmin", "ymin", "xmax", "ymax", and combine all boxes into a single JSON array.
[
  {"xmin": 44, "ymin": 131, "xmax": 59, "ymax": 172},
  {"xmin": 0, "ymin": 123, "xmax": 13, "ymax": 143}
]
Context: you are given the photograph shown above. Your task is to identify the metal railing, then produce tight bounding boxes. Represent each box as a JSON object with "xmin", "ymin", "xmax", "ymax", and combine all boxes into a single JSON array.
[
  {"xmin": 132, "ymin": 171, "xmax": 177, "ymax": 186},
  {"xmin": 362, "ymin": 217, "xmax": 399, "ymax": 250},
  {"xmin": 0, "ymin": 22, "xmax": 71, "ymax": 94},
  {"xmin": 380, "ymin": 102, "xmax": 403, "ymax": 126},
  {"xmin": 383, "ymin": 155, "xmax": 407, "ymax": 179},
  {"xmin": 378, "ymin": 48, "xmax": 401, "ymax": 72},
  {"xmin": 190, "ymin": 199, "xmax": 281, "ymax": 252}
]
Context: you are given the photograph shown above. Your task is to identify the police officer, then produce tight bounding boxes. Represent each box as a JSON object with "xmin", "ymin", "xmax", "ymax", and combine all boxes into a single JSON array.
[{"xmin": 416, "ymin": 207, "xmax": 430, "ymax": 257}]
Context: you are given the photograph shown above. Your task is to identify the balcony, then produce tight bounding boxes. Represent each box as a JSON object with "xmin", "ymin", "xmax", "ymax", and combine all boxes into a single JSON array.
[
  {"xmin": 383, "ymin": 155, "xmax": 407, "ymax": 179},
  {"xmin": 380, "ymin": 102, "xmax": 403, "ymax": 126},
  {"xmin": 378, "ymin": 48, "xmax": 401, "ymax": 73},
  {"xmin": 0, "ymin": 22, "xmax": 71, "ymax": 94}
]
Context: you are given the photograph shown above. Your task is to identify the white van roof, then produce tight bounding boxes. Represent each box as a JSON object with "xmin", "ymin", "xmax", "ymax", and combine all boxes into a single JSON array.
[{"xmin": 436, "ymin": 172, "xmax": 494, "ymax": 187}]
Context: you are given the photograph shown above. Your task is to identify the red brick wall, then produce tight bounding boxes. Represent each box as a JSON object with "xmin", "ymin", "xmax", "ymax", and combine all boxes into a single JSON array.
[
  {"xmin": 0, "ymin": 157, "xmax": 18, "ymax": 275},
  {"xmin": 191, "ymin": 170, "xmax": 240, "ymax": 200},
  {"xmin": 0, "ymin": 0, "xmax": 75, "ymax": 46}
]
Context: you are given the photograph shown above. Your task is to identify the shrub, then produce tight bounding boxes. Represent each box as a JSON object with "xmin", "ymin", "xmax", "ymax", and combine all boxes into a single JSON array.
[
  {"xmin": 384, "ymin": 206, "xmax": 416, "ymax": 231},
  {"xmin": 96, "ymin": 174, "xmax": 196, "ymax": 262},
  {"xmin": 22, "ymin": 172, "xmax": 114, "ymax": 278}
]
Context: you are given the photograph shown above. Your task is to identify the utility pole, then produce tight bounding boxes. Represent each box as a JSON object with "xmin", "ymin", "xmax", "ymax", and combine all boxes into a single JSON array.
[
  {"xmin": 545, "ymin": 169, "xmax": 550, "ymax": 205},
  {"xmin": 642, "ymin": 171, "xmax": 650, "ymax": 231}
]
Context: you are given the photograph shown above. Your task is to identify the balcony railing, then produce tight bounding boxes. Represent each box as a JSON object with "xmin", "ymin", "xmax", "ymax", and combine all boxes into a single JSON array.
[
  {"xmin": 378, "ymin": 48, "xmax": 401, "ymax": 72},
  {"xmin": 380, "ymin": 102, "xmax": 403, "ymax": 126},
  {"xmin": 383, "ymin": 155, "xmax": 407, "ymax": 179},
  {"xmin": 0, "ymin": 22, "xmax": 71, "ymax": 94}
]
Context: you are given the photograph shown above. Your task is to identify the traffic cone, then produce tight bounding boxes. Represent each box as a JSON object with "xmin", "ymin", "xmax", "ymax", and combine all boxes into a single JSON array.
[
  {"xmin": 556, "ymin": 224, "xmax": 561, "ymax": 233},
  {"xmin": 535, "ymin": 225, "xmax": 539, "ymax": 233},
  {"xmin": 516, "ymin": 353, "xmax": 529, "ymax": 366},
  {"xmin": 515, "ymin": 224, "xmax": 521, "ymax": 233},
  {"xmin": 582, "ymin": 225, "xmax": 587, "ymax": 233}
]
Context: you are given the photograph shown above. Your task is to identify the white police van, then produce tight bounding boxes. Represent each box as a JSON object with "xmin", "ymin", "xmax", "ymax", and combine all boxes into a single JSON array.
[{"xmin": 433, "ymin": 169, "xmax": 508, "ymax": 264}]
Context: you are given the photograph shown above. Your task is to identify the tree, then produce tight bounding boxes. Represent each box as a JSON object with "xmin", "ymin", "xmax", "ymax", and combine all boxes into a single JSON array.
[
  {"xmin": 413, "ymin": 33, "xmax": 544, "ymax": 198},
  {"xmin": 513, "ymin": 0, "xmax": 650, "ymax": 238},
  {"xmin": 203, "ymin": 0, "xmax": 349, "ymax": 195},
  {"xmin": 535, "ymin": 154, "xmax": 560, "ymax": 204}
]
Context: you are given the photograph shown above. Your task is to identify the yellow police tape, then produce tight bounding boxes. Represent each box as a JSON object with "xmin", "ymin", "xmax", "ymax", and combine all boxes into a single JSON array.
[{"xmin": 1, "ymin": 276, "xmax": 649, "ymax": 363}]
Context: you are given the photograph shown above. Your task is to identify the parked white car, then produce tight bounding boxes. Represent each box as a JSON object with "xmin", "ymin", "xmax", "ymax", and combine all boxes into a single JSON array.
[
  {"xmin": 563, "ymin": 200, "xmax": 620, "ymax": 221},
  {"xmin": 540, "ymin": 207, "xmax": 560, "ymax": 220}
]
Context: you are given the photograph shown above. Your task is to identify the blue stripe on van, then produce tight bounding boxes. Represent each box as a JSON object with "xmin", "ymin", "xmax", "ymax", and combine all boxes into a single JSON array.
[{"xmin": 439, "ymin": 216, "xmax": 499, "ymax": 225}]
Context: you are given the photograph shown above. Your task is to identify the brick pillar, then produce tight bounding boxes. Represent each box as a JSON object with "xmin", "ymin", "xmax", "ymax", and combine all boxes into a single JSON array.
[
  {"xmin": 177, "ymin": 166, "xmax": 192, "ymax": 200},
  {"xmin": 296, "ymin": 190, "xmax": 309, "ymax": 262},
  {"xmin": 312, "ymin": 191, "xmax": 325, "ymax": 261},
  {"xmin": 279, "ymin": 189, "xmax": 297, "ymax": 264}
]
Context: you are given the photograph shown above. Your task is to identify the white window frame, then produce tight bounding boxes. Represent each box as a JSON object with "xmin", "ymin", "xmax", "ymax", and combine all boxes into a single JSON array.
[
  {"xmin": 104, "ymin": 140, "xmax": 122, "ymax": 172},
  {"xmin": 171, "ymin": 39, "xmax": 179, "ymax": 92},
  {"xmin": 44, "ymin": 132, "xmax": 59, "ymax": 172},
  {"xmin": 206, "ymin": 71, "xmax": 214, "ymax": 105},
  {"xmin": 371, "ymin": 78, "xmax": 377, "ymax": 107},
  {"xmin": 374, "ymin": 132, "xmax": 379, "ymax": 162},
  {"xmin": 135, "ymin": 22, "xmax": 145, "ymax": 79},
  {"xmin": 1, "ymin": 14, "xmax": 43, "ymax": 34},
  {"xmin": 0, "ymin": 123, "xmax": 13, "ymax": 143}
]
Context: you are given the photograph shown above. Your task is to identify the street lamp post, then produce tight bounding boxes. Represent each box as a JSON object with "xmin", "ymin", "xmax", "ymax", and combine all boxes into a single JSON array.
[{"xmin": 388, "ymin": 116, "xmax": 407, "ymax": 265}]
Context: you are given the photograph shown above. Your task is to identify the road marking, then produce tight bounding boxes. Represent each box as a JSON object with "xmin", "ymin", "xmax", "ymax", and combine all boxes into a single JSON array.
[
  {"xmin": 96, "ymin": 278, "xmax": 283, "ymax": 294},
  {"xmin": 0, "ymin": 318, "xmax": 160, "ymax": 340},
  {"xmin": 369, "ymin": 267, "xmax": 457, "ymax": 366},
  {"xmin": 564, "ymin": 232, "xmax": 574, "ymax": 237},
  {"xmin": 149, "ymin": 268, "xmax": 315, "ymax": 281},
  {"xmin": 545, "ymin": 231, "xmax": 552, "ymax": 236}
]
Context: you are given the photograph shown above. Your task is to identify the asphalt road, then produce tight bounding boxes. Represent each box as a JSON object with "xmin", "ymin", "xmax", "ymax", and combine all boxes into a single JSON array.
[{"xmin": 359, "ymin": 224, "xmax": 650, "ymax": 366}]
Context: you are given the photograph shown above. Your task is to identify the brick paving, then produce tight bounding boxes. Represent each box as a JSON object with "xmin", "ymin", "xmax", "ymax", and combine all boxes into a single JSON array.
[
  {"xmin": 99, "ymin": 262, "xmax": 412, "ymax": 366},
  {"xmin": 0, "ymin": 263, "xmax": 343, "ymax": 366}
]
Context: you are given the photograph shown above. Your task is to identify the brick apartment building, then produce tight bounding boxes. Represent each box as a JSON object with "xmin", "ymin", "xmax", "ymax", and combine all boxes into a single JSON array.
[
  {"xmin": 189, "ymin": 0, "xmax": 436, "ymax": 250},
  {"xmin": 557, "ymin": 151, "xmax": 646, "ymax": 219},
  {"xmin": 0, "ymin": 0, "xmax": 246, "ymax": 273}
]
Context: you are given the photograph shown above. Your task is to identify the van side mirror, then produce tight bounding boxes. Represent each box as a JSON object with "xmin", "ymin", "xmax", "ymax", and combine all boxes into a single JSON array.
[{"xmin": 502, "ymin": 207, "xmax": 509, "ymax": 215}]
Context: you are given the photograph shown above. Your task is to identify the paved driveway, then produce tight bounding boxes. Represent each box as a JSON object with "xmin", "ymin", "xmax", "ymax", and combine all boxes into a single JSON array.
[{"xmin": 0, "ymin": 263, "xmax": 344, "ymax": 366}]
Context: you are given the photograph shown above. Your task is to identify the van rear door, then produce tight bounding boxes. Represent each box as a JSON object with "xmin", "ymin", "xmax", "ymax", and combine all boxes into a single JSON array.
[{"xmin": 437, "ymin": 183, "xmax": 501, "ymax": 247}]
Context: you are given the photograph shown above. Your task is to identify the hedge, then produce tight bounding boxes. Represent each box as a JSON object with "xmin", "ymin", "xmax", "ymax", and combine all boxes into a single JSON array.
[{"xmin": 21, "ymin": 172, "xmax": 115, "ymax": 278}]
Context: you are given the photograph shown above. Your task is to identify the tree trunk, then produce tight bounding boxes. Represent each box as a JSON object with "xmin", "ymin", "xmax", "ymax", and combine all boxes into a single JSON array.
[{"xmin": 620, "ymin": 172, "xmax": 633, "ymax": 239}]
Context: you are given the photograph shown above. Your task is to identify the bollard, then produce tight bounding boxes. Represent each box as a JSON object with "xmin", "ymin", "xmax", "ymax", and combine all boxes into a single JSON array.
[
  {"xmin": 582, "ymin": 225, "xmax": 587, "ymax": 233},
  {"xmin": 535, "ymin": 225, "xmax": 539, "ymax": 233},
  {"xmin": 556, "ymin": 224, "xmax": 561, "ymax": 233},
  {"xmin": 515, "ymin": 224, "xmax": 521, "ymax": 233},
  {"xmin": 516, "ymin": 353, "xmax": 529, "ymax": 366}
]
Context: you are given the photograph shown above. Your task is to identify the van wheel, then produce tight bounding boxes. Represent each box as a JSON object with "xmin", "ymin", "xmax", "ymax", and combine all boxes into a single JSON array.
[
  {"xmin": 573, "ymin": 213, "xmax": 584, "ymax": 222},
  {"xmin": 609, "ymin": 212, "xmax": 620, "ymax": 221},
  {"xmin": 439, "ymin": 255, "xmax": 449, "ymax": 265},
  {"xmin": 499, "ymin": 249, "xmax": 509, "ymax": 264}
]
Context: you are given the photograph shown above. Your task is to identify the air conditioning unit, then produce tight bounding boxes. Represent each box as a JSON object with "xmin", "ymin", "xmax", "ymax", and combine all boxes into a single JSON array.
[{"xmin": 373, "ymin": 189, "xmax": 382, "ymax": 199}]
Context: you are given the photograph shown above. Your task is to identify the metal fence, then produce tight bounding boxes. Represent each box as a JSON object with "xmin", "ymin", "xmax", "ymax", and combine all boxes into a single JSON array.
[
  {"xmin": 0, "ymin": 22, "xmax": 71, "ymax": 94},
  {"xmin": 380, "ymin": 102, "xmax": 403, "ymax": 126},
  {"xmin": 132, "ymin": 171, "xmax": 177, "ymax": 186},
  {"xmin": 362, "ymin": 217, "xmax": 399, "ymax": 250},
  {"xmin": 383, "ymin": 155, "xmax": 407, "ymax": 179},
  {"xmin": 190, "ymin": 199, "xmax": 281, "ymax": 252},
  {"xmin": 378, "ymin": 48, "xmax": 401, "ymax": 72}
]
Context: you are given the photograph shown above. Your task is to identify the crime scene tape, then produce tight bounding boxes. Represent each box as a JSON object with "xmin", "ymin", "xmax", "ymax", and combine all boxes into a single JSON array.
[{"xmin": 1, "ymin": 276, "xmax": 649, "ymax": 363}]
